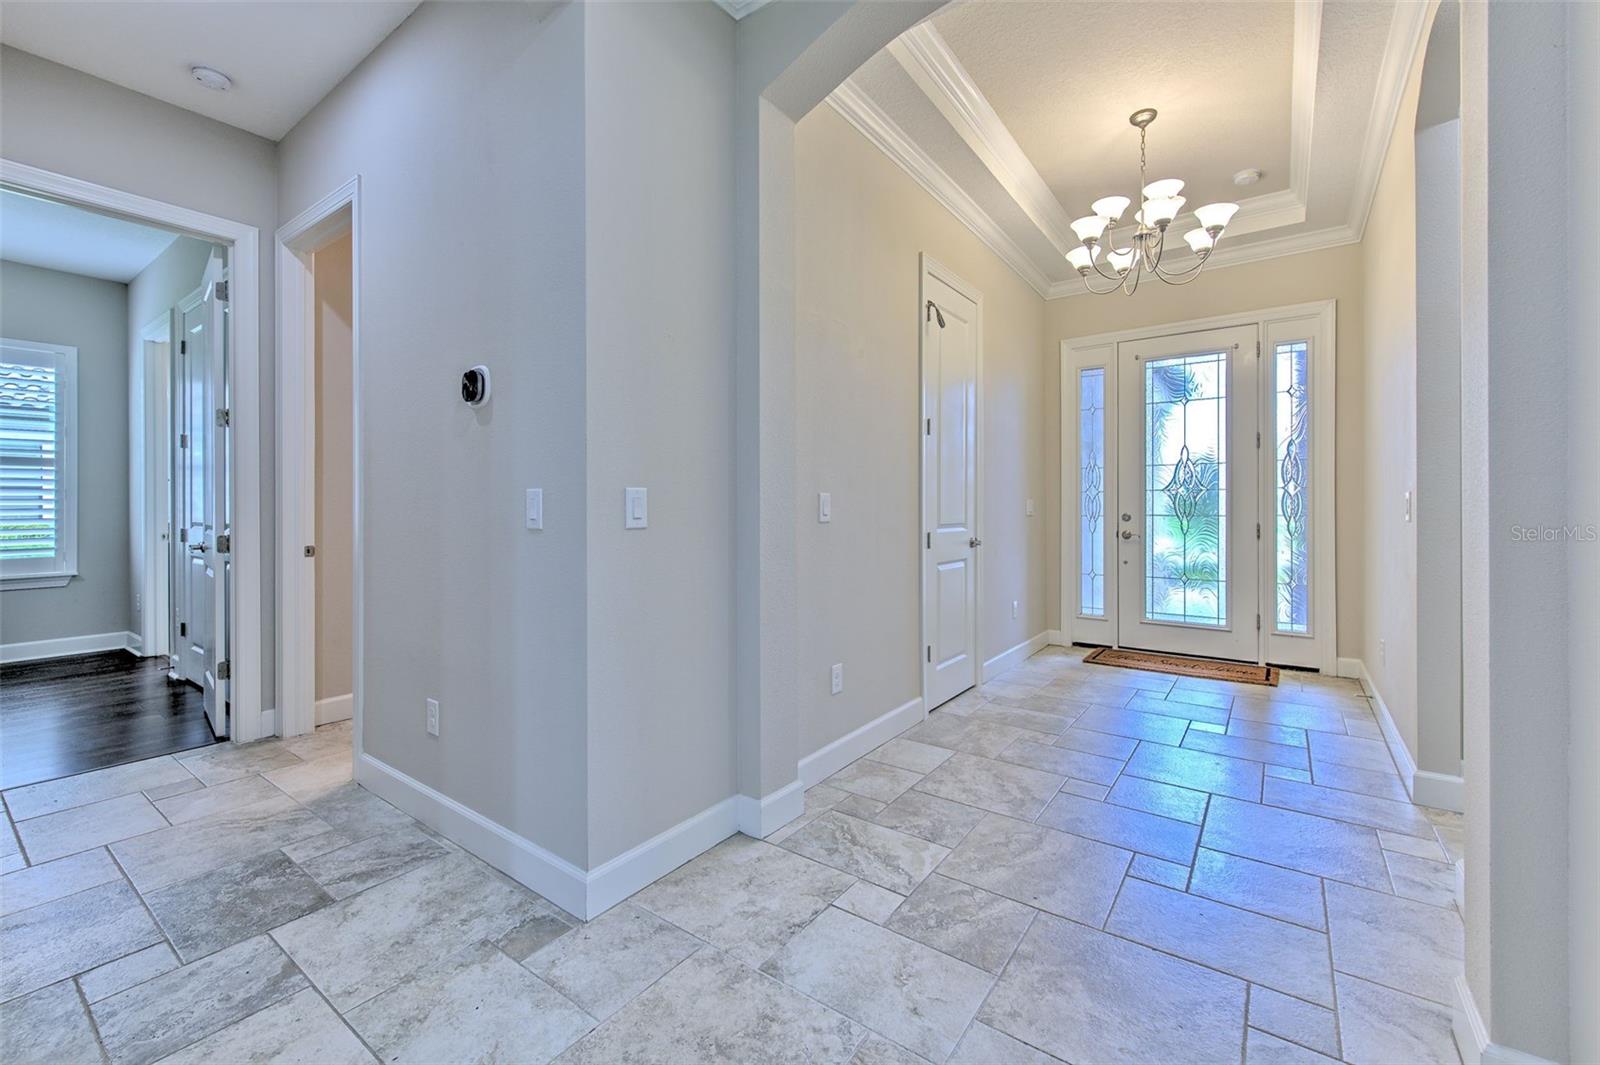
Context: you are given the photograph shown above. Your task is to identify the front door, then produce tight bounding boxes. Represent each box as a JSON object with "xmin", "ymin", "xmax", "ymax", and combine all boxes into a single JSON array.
[
  {"xmin": 922, "ymin": 264, "xmax": 980, "ymax": 709},
  {"xmin": 1115, "ymin": 325, "xmax": 1260, "ymax": 661}
]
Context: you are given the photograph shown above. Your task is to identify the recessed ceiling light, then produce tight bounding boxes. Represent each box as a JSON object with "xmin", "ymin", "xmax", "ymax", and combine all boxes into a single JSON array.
[
  {"xmin": 190, "ymin": 66, "xmax": 232, "ymax": 92},
  {"xmin": 1233, "ymin": 168, "xmax": 1263, "ymax": 187}
]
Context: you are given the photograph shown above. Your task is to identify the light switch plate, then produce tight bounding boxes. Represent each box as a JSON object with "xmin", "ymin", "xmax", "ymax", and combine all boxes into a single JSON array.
[
  {"xmin": 1026, "ymin": 498, "xmax": 1035, "ymax": 516},
  {"xmin": 818, "ymin": 492, "xmax": 831, "ymax": 523},
  {"xmin": 625, "ymin": 487, "xmax": 648, "ymax": 529},
  {"xmin": 426, "ymin": 698, "xmax": 440, "ymax": 737},
  {"xmin": 525, "ymin": 488, "xmax": 543, "ymax": 530},
  {"xmin": 830, "ymin": 663, "xmax": 844, "ymax": 695}
]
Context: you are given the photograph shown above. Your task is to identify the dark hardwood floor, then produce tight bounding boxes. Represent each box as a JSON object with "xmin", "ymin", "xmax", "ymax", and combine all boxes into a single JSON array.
[{"xmin": 0, "ymin": 651, "xmax": 220, "ymax": 791}]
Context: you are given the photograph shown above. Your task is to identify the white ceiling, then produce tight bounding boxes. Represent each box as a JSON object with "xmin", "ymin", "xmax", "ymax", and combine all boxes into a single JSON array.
[
  {"xmin": 0, "ymin": 187, "xmax": 183, "ymax": 283},
  {"xmin": 0, "ymin": 1, "xmax": 419, "ymax": 140},
  {"xmin": 827, "ymin": 0, "xmax": 1430, "ymax": 297}
]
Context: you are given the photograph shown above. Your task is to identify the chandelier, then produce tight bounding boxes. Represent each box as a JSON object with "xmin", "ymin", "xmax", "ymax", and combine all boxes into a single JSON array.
[{"xmin": 1066, "ymin": 108, "xmax": 1240, "ymax": 294}]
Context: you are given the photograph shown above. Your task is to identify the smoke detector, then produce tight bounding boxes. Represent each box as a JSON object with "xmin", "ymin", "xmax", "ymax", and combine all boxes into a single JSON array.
[
  {"xmin": 1233, "ymin": 168, "xmax": 1263, "ymax": 187},
  {"xmin": 190, "ymin": 66, "xmax": 233, "ymax": 92}
]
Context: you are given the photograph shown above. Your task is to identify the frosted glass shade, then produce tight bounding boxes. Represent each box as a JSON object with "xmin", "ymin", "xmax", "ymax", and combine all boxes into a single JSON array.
[
  {"xmin": 1194, "ymin": 202, "xmax": 1240, "ymax": 231},
  {"xmin": 1066, "ymin": 246, "xmax": 1098, "ymax": 272},
  {"xmin": 1143, "ymin": 178, "xmax": 1185, "ymax": 200},
  {"xmin": 1071, "ymin": 215, "xmax": 1110, "ymax": 242},
  {"xmin": 1091, "ymin": 195, "xmax": 1131, "ymax": 221},
  {"xmin": 1143, "ymin": 195, "xmax": 1186, "ymax": 226},
  {"xmin": 1184, "ymin": 228, "xmax": 1214, "ymax": 253},
  {"xmin": 1106, "ymin": 248, "xmax": 1137, "ymax": 274}
]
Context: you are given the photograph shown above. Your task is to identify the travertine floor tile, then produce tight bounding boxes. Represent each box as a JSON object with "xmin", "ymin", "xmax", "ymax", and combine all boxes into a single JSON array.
[
  {"xmin": 883, "ymin": 873, "xmax": 1035, "ymax": 973},
  {"xmin": 1326, "ymin": 881, "xmax": 1463, "ymax": 1006},
  {"xmin": 1335, "ymin": 972, "xmax": 1459, "ymax": 1064},
  {"xmin": 938, "ymin": 813, "xmax": 1129, "ymax": 925},
  {"xmin": 780, "ymin": 811, "xmax": 947, "ymax": 894},
  {"xmin": 154, "ymin": 986, "xmax": 374, "ymax": 1065},
  {"xmin": 1, "ymin": 979, "xmax": 105, "ymax": 1064},
  {"xmin": 523, "ymin": 903, "xmax": 700, "ymax": 1020},
  {"xmin": 1, "ymin": 879, "xmax": 162, "ymax": 1002}
]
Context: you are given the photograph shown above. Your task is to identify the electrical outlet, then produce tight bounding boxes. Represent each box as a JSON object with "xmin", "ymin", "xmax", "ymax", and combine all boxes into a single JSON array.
[
  {"xmin": 830, "ymin": 663, "xmax": 844, "ymax": 695},
  {"xmin": 426, "ymin": 698, "xmax": 440, "ymax": 737},
  {"xmin": 1012, "ymin": 600, "xmax": 1019, "ymax": 619}
]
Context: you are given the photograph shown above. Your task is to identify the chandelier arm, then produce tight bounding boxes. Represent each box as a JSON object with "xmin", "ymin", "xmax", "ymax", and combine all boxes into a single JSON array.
[
  {"xmin": 1087, "ymin": 248, "xmax": 1126, "ymax": 283},
  {"xmin": 1079, "ymin": 271, "xmax": 1125, "ymax": 296},
  {"xmin": 1150, "ymin": 245, "xmax": 1213, "ymax": 284}
]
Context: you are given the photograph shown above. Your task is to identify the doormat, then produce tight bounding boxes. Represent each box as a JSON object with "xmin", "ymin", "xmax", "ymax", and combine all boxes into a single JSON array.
[{"xmin": 1083, "ymin": 647, "xmax": 1280, "ymax": 686}]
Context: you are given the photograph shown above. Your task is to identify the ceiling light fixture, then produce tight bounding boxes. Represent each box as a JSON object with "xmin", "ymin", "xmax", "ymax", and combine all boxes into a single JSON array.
[
  {"xmin": 1066, "ymin": 109, "xmax": 1238, "ymax": 295},
  {"xmin": 190, "ymin": 66, "xmax": 232, "ymax": 92},
  {"xmin": 1233, "ymin": 167, "xmax": 1263, "ymax": 187}
]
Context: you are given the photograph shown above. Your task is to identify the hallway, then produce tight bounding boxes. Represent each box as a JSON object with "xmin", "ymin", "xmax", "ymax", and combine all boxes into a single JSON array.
[{"xmin": 0, "ymin": 647, "xmax": 1462, "ymax": 1064}]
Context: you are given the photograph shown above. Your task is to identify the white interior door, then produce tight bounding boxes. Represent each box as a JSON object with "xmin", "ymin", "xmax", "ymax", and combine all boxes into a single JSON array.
[
  {"xmin": 922, "ymin": 265, "xmax": 980, "ymax": 709},
  {"xmin": 172, "ymin": 253, "xmax": 229, "ymax": 736},
  {"xmin": 1115, "ymin": 325, "xmax": 1260, "ymax": 661}
]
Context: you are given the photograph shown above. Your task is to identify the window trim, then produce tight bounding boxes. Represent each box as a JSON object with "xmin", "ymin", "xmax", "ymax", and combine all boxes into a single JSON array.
[{"xmin": 1, "ymin": 338, "xmax": 78, "ymax": 589}]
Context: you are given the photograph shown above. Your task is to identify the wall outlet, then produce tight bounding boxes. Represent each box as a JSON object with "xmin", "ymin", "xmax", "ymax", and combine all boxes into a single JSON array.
[
  {"xmin": 426, "ymin": 698, "xmax": 440, "ymax": 737},
  {"xmin": 1012, "ymin": 599, "xmax": 1019, "ymax": 619},
  {"xmin": 830, "ymin": 662, "xmax": 844, "ymax": 695},
  {"xmin": 818, "ymin": 491, "xmax": 831, "ymax": 523}
]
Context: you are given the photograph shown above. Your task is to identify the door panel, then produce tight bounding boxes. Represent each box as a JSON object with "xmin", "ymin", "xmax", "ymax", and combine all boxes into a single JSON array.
[
  {"xmin": 922, "ymin": 268, "xmax": 979, "ymax": 709},
  {"xmin": 1115, "ymin": 325, "xmax": 1259, "ymax": 662}
]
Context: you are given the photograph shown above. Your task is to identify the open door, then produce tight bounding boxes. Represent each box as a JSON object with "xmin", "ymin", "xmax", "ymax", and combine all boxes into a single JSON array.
[{"xmin": 172, "ymin": 251, "xmax": 230, "ymax": 737}]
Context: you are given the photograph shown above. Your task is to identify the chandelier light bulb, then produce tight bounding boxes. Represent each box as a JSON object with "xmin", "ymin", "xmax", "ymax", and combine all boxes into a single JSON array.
[
  {"xmin": 1091, "ymin": 195, "xmax": 1130, "ymax": 221},
  {"xmin": 1194, "ymin": 202, "xmax": 1240, "ymax": 233},
  {"xmin": 1183, "ymin": 228, "xmax": 1215, "ymax": 254},
  {"xmin": 1070, "ymin": 215, "xmax": 1110, "ymax": 243},
  {"xmin": 1142, "ymin": 178, "xmax": 1185, "ymax": 200},
  {"xmin": 1066, "ymin": 246, "xmax": 1098, "ymax": 273}
]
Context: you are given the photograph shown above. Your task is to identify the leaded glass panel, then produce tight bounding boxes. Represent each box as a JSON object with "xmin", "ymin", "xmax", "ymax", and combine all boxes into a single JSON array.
[
  {"xmin": 1144, "ymin": 351, "xmax": 1227, "ymax": 627},
  {"xmin": 1078, "ymin": 367, "xmax": 1106, "ymax": 617},
  {"xmin": 1274, "ymin": 340, "xmax": 1312, "ymax": 634}
]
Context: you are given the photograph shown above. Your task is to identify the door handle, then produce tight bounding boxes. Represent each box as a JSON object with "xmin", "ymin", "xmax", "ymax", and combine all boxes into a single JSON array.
[
  {"xmin": 969, "ymin": 537, "xmax": 982, "ymax": 548},
  {"xmin": 1120, "ymin": 530, "xmax": 1139, "ymax": 541}
]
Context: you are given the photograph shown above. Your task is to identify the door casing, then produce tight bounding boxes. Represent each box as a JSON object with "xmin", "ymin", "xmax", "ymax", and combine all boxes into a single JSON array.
[{"xmin": 1061, "ymin": 300, "xmax": 1339, "ymax": 672}]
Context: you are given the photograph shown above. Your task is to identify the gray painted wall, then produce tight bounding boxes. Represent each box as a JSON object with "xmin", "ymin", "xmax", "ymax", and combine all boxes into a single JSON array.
[
  {"xmin": 0, "ymin": 260, "xmax": 130, "ymax": 644},
  {"xmin": 1, "ymin": 45, "xmax": 278, "ymax": 706},
  {"xmin": 277, "ymin": 0, "xmax": 591, "ymax": 866}
]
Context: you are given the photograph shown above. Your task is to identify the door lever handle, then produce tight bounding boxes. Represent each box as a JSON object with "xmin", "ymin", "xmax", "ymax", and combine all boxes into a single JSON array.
[
  {"xmin": 969, "ymin": 537, "xmax": 982, "ymax": 548},
  {"xmin": 1120, "ymin": 530, "xmax": 1138, "ymax": 540}
]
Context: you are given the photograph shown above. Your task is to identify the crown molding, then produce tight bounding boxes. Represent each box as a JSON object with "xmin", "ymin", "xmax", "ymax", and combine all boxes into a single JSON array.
[
  {"xmin": 1290, "ymin": 0, "xmax": 1324, "ymax": 207},
  {"xmin": 713, "ymin": 0, "xmax": 774, "ymax": 19},
  {"xmin": 826, "ymin": 79, "xmax": 1056, "ymax": 298},
  {"xmin": 1045, "ymin": 222, "xmax": 1360, "ymax": 300},
  {"xmin": 1348, "ymin": 0, "xmax": 1433, "ymax": 239},
  {"xmin": 888, "ymin": 23, "xmax": 1080, "ymax": 257}
]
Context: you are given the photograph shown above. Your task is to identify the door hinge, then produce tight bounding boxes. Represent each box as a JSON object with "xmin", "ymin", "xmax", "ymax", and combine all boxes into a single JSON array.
[
  {"xmin": 180, "ymin": 339, "xmax": 187, "ymax": 355},
  {"xmin": 215, "ymin": 408, "xmax": 230, "ymax": 428},
  {"xmin": 215, "ymin": 533, "xmax": 231, "ymax": 554},
  {"xmin": 304, "ymin": 545, "xmax": 316, "ymax": 558},
  {"xmin": 927, "ymin": 645, "xmax": 932, "ymax": 663},
  {"xmin": 1256, "ymin": 340, "xmax": 1261, "ymax": 357},
  {"xmin": 926, "ymin": 417, "xmax": 932, "ymax": 436},
  {"xmin": 179, "ymin": 621, "xmax": 187, "ymax": 637},
  {"xmin": 1255, "ymin": 430, "xmax": 1261, "ymax": 448},
  {"xmin": 214, "ymin": 280, "xmax": 229, "ymax": 303},
  {"xmin": 926, "ymin": 532, "xmax": 931, "ymax": 549},
  {"xmin": 178, "ymin": 527, "xmax": 188, "ymax": 544},
  {"xmin": 216, "ymin": 659, "xmax": 231, "ymax": 681},
  {"xmin": 1256, "ymin": 613, "xmax": 1262, "ymax": 632},
  {"xmin": 180, "ymin": 432, "xmax": 189, "ymax": 450},
  {"xmin": 1256, "ymin": 522, "xmax": 1261, "ymax": 540}
]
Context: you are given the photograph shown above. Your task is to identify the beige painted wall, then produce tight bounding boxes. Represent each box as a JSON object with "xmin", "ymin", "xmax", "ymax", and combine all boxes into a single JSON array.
[
  {"xmin": 313, "ymin": 233, "xmax": 353, "ymax": 703},
  {"xmin": 794, "ymin": 104, "xmax": 1048, "ymax": 757},
  {"xmin": 1044, "ymin": 243, "xmax": 1367, "ymax": 659}
]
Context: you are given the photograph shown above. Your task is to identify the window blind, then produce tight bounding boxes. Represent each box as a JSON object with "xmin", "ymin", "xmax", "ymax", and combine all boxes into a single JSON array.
[{"xmin": 0, "ymin": 358, "xmax": 61, "ymax": 562}]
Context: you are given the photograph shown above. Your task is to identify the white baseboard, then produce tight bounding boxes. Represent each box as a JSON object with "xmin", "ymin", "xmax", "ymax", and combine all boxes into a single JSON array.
[
  {"xmin": 734, "ymin": 779, "xmax": 804, "ymax": 839},
  {"xmin": 0, "ymin": 630, "xmax": 140, "ymax": 664},
  {"xmin": 1351, "ymin": 658, "xmax": 1465, "ymax": 813},
  {"xmin": 1336, "ymin": 656, "xmax": 1363, "ymax": 679},
  {"xmin": 315, "ymin": 693, "xmax": 353, "ymax": 726},
  {"xmin": 1414, "ymin": 769, "xmax": 1465, "ymax": 812},
  {"xmin": 357, "ymin": 752, "xmax": 589, "ymax": 918},
  {"xmin": 983, "ymin": 631, "xmax": 1050, "ymax": 681},
  {"xmin": 1453, "ymin": 974, "xmax": 1557, "ymax": 1065},
  {"xmin": 589, "ymin": 794, "xmax": 742, "ymax": 916},
  {"xmin": 798, "ymin": 695, "xmax": 926, "ymax": 787},
  {"xmin": 259, "ymin": 707, "xmax": 279, "ymax": 738}
]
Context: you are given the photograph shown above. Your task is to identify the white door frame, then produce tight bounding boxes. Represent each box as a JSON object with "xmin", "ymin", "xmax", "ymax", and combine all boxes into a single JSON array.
[
  {"xmin": 919, "ymin": 253, "xmax": 983, "ymax": 712},
  {"xmin": 1060, "ymin": 299, "xmax": 1338, "ymax": 673},
  {"xmin": 136, "ymin": 311, "xmax": 173, "ymax": 660},
  {"xmin": 275, "ymin": 177, "xmax": 360, "ymax": 744},
  {"xmin": 0, "ymin": 158, "xmax": 265, "ymax": 743}
]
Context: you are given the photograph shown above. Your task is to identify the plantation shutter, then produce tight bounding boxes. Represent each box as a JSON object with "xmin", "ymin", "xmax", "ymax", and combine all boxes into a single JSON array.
[{"xmin": 0, "ymin": 340, "xmax": 76, "ymax": 582}]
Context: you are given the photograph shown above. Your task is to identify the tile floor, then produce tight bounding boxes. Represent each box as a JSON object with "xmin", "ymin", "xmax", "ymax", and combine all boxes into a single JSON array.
[{"xmin": 0, "ymin": 647, "xmax": 1465, "ymax": 1064}]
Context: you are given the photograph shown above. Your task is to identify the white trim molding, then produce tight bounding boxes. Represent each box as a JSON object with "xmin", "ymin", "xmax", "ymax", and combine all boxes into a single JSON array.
[
  {"xmin": 1350, "ymin": 0, "xmax": 1434, "ymax": 240},
  {"xmin": 0, "ymin": 158, "xmax": 264, "ymax": 745},
  {"xmin": 799, "ymin": 696, "xmax": 926, "ymax": 787},
  {"xmin": 733, "ymin": 780, "xmax": 804, "ymax": 840},
  {"xmin": 983, "ymin": 632, "xmax": 1050, "ymax": 682},
  {"xmin": 1355, "ymin": 657, "xmax": 1466, "ymax": 813},
  {"xmin": 314, "ymin": 693, "xmax": 352, "ymax": 726},
  {"xmin": 827, "ymin": 82, "xmax": 1055, "ymax": 297},
  {"xmin": 0, "ymin": 630, "xmax": 140, "ymax": 664},
  {"xmin": 712, "ymin": 0, "xmax": 773, "ymax": 19},
  {"xmin": 1453, "ymin": 975, "xmax": 1559, "ymax": 1065}
]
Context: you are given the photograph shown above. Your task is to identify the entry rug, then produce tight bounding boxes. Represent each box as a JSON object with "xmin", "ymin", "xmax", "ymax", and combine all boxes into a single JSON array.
[{"xmin": 1082, "ymin": 646, "xmax": 1280, "ymax": 686}]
